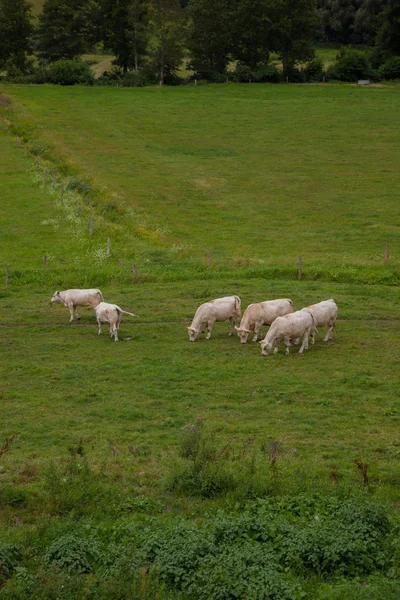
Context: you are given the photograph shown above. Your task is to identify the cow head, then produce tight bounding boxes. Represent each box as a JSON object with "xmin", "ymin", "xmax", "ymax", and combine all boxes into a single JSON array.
[
  {"xmin": 187, "ymin": 326, "xmax": 199, "ymax": 342},
  {"xmin": 260, "ymin": 339, "xmax": 273, "ymax": 356},
  {"xmin": 235, "ymin": 325, "xmax": 250, "ymax": 344},
  {"xmin": 51, "ymin": 291, "xmax": 62, "ymax": 304}
]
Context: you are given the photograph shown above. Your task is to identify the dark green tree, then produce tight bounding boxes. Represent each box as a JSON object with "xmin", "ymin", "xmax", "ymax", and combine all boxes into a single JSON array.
[
  {"xmin": 101, "ymin": 0, "xmax": 150, "ymax": 72},
  {"xmin": 37, "ymin": 0, "xmax": 98, "ymax": 62},
  {"xmin": 148, "ymin": 0, "xmax": 186, "ymax": 83},
  {"xmin": 269, "ymin": 0, "xmax": 318, "ymax": 76},
  {"xmin": 375, "ymin": 0, "xmax": 400, "ymax": 61},
  {"xmin": 232, "ymin": 0, "xmax": 271, "ymax": 69},
  {"xmin": 0, "ymin": 0, "xmax": 34, "ymax": 74},
  {"xmin": 317, "ymin": 0, "xmax": 384, "ymax": 45},
  {"xmin": 187, "ymin": 0, "xmax": 235, "ymax": 78}
]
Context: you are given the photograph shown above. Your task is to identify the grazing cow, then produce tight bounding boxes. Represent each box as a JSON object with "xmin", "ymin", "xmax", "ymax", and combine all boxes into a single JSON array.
[
  {"xmin": 302, "ymin": 299, "xmax": 338, "ymax": 344},
  {"xmin": 94, "ymin": 302, "xmax": 138, "ymax": 343},
  {"xmin": 188, "ymin": 295, "xmax": 241, "ymax": 341},
  {"xmin": 51, "ymin": 288, "xmax": 104, "ymax": 321},
  {"xmin": 260, "ymin": 309, "xmax": 315, "ymax": 356},
  {"xmin": 235, "ymin": 298, "xmax": 293, "ymax": 343}
]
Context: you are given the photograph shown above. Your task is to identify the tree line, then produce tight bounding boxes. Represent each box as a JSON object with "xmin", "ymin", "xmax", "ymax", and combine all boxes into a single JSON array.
[{"xmin": 0, "ymin": 0, "xmax": 399, "ymax": 84}]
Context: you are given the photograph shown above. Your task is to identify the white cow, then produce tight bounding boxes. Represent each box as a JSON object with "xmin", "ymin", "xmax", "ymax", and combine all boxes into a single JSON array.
[
  {"xmin": 51, "ymin": 288, "xmax": 104, "ymax": 321},
  {"xmin": 302, "ymin": 299, "xmax": 338, "ymax": 344},
  {"xmin": 235, "ymin": 298, "xmax": 293, "ymax": 343},
  {"xmin": 188, "ymin": 295, "xmax": 241, "ymax": 341},
  {"xmin": 260, "ymin": 309, "xmax": 315, "ymax": 356},
  {"xmin": 94, "ymin": 302, "xmax": 138, "ymax": 343}
]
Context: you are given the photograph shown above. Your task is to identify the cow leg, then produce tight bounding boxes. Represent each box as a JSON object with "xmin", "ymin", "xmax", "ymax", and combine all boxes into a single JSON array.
[
  {"xmin": 283, "ymin": 336, "xmax": 291, "ymax": 355},
  {"xmin": 74, "ymin": 305, "xmax": 81, "ymax": 320},
  {"xmin": 228, "ymin": 317, "xmax": 235, "ymax": 336},
  {"xmin": 298, "ymin": 331, "xmax": 309, "ymax": 353},
  {"xmin": 114, "ymin": 326, "xmax": 119, "ymax": 342},
  {"xmin": 68, "ymin": 304, "xmax": 74, "ymax": 322},
  {"xmin": 324, "ymin": 322, "xmax": 334, "ymax": 342},
  {"xmin": 253, "ymin": 322, "xmax": 262, "ymax": 342},
  {"xmin": 206, "ymin": 319, "xmax": 215, "ymax": 339},
  {"xmin": 97, "ymin": 318, "xmax": 102, "ymax": 335}
]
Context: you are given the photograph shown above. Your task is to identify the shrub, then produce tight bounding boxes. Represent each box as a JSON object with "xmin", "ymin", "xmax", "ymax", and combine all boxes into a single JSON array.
[
  {"xmin": 329, "ymin": 48, "xmax": 379, "ymax": 82},
  {"xmin": 379, "ymin": 56, "xmax": 400, "ymax": 80},
  {"xmin": 48, "ymin": 60, "xmax": 94, "ymax": 86},
  {"xmin": 303, "ymin": 58, "xmax": 325, "ymax": 82},
  {"xmin": 232, "ymin": 63, "xmax": 280, "ymax": 83}
]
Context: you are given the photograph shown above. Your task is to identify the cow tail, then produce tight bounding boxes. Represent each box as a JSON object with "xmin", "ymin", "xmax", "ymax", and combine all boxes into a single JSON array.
[
  {"xmin": 235, "ymin": 296, "xmax": 241, "ymax": 310},
  {"xmin": 98, "ymin": 290, "xmax": 104, "ymax": 302}
]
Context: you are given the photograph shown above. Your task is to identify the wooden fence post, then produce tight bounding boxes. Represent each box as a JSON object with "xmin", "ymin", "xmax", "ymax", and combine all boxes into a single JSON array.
[
  {"xmin": 89, "ymin": 217, "xmax": 93, "ymax": 236},
  {"xmin": 43, "ymin": 255, "xmax": 47, "ymax": 269},
  {"xmin": 207, "ymin": 251, "xmax": 211, "ymax": 264},
  {"xmin": 118, "ymin": 259, "xmax": 123, "ymax": 267},
  {"xmin": 107, "ymin": 237, "xmax": 111, "ymax": 256},
  {"xmin": 5, "ymin": 264, "xmax": 9, "ymax": 288},
  {"xmin": 384, "ymin": 243, "xmax": 389, "ymax": 264},
  {"xmin": 61, "ymin": 184, "xmax": 64, "ymax": 200},
  {"xmin": 298, "ymin": 256, "xmax": 302, "ymax": 280},
  {"xmin": 132, "ymin": 264, "xmax": 137, "ymax": 283}
]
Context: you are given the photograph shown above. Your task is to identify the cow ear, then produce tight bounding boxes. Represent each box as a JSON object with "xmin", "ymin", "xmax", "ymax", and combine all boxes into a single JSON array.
[{"xmin": 234, "ymin": 326, "xmax": 239, "ymax": 331}]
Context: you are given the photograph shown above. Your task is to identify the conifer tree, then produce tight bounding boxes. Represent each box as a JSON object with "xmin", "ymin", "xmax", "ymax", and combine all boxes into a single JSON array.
[
  {"xmin": 0, "ymin": 0, "xmax": 34, "ymax": 74},
  {"xmin": 101, "ymin": 0, "xmax": 150, "ymax": 73},
  {"xmin": 37, "ymin": 0, "xmax": 97, "ymax": 62}
]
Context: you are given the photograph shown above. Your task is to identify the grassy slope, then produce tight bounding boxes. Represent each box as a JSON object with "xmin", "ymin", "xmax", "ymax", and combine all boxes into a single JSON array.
[
  {"xmin": 3, "ymin": 84, "xmax": 400, "ymax": 272},
  {"xmin": 1, "ymin": 83, "xmax": 399, "ymax": 597},
  {"xmin": 0, "ymin": 89, "xmax": 399, "ymax": 504}
]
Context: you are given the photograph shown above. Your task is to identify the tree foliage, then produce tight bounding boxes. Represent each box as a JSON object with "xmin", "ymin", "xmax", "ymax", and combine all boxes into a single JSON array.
[
  {"xmin": 375, "ymin": 0, "xmax": 400, "ymax": 62},
  {"xmin": 232, "ymin": 0, "xmax": 272, "ymax": 69},
  {"xmin": 187, "ymin": 0, "xmax": 235, "ymax": 78},
  {"xmin": 148, "ymin": 0, "xmax": 186, "ymax": 83},
  {"xmin": 0, "ymin": 0, "xmax": 34, "ymax": 74},
  {"xmin": 101, "ymin": 0, "xmax": 150, "ymax": 73},
  {"xmin": 37, "ymin": 0, "xmax": 98, "ymax": 62},
  {"xmin": 269, "ymin": 0, "xmax": 318, "ymax": 75}
]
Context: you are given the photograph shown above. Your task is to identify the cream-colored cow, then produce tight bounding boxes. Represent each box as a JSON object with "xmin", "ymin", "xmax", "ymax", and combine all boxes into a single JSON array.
[
  {"xmin": 235, "ymin": 298, "xmax": 293, "ymax": 343},
  {"xmin": 51, "ymin": 288, "xmax": 103, "ymax": 321},
  {"xmin": 95, "ymin": 302, "xmax": 138, "ymax": 343},
  {"xmin": 302, "ymin": 299, "xmax": 338, "ymax": 344},
  {"xmin": 260, "ymin": 309, "xmax": 315, "ymax": 356},
  {"xmin": 188, "ymin": 296, "xmax": 241, "ymax": 341}
]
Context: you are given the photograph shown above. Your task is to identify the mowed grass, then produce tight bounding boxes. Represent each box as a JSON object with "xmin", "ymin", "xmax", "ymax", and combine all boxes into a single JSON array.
[{"xmin": 3, "ymin": 84, "xmax": 400, "ymax": 272}]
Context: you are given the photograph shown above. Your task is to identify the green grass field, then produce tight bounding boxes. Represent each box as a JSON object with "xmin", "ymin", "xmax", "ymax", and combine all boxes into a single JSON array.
[{"xmin": 0, "ymin": 83, "xmax": 399, "ymax": 599}]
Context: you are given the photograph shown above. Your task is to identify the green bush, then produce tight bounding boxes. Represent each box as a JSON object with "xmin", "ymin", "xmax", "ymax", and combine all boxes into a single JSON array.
[
  {"xmin": 379, "ymin": 56, "xmax": 400, "ymax": 80},
  {"xmin": 328, "ymin": 48, "xmax": 379, "ymax": 82},
  {"xmin": 48, "ymin": 60, "xmax": 94, "ymax": 86},
  {"xmin": 303, "ymin": 58, "xmax": 325, "ymax": 82},
  {"xmin": 232, "ymin": 63, "xmax": 280, "ymax": 83}
]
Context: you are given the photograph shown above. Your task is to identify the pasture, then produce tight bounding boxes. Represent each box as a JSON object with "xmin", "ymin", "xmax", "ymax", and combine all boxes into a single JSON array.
[{"xmin": 0, "ymin": 83, "xmax": 399, "ymax": 598}]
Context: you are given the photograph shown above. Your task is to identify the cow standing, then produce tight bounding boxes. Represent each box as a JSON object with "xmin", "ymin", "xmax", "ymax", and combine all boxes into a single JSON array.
[
  {"xmin": 235, "ymin": 298, "xmax": 293, "ymax": 343},
  {"xmin": 260, "ymin": 309, "xmax": 315, "ymax": 356},
  {"xmin": 302, "ymin": 299, "xmax": 338, "ymax": 344},
  {"xmin": 188, "ymin": 296, "xmax": 241, "ymax": 341},
  {"xmin": 51, "ymin": 289, "xmax": 104, "ymax": 321},
  {"xmin": 95, "ymin": 302, "xmax": 138, "ymax": 342}
]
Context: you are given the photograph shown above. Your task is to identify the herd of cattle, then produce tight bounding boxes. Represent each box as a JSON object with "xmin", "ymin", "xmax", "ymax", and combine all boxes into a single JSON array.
[{"xmin": 50, "ymin": 289, "xmax": 338, "ymax": 354}]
